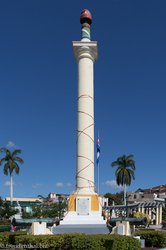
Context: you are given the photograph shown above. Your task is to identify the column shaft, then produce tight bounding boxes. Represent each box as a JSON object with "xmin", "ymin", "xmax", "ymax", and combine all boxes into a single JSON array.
[
  {"xmin": 77, "ymin": 56, "xmax": 94, "ymax": 193},
  {"xmin": 73, "ymin": 41, "xmax": 97, "ymax": 195}
]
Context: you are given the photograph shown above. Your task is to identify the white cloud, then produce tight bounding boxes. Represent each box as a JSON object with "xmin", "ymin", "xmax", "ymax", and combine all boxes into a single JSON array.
[
  {"xmin": 66, "ymin": 182, "xmax": 72, "ymax": 187},
  {"xmin": 32, "ymin": 183, "xmax": 43, "ymax": 189},
  {"xmin": 4, "ymin": 181, "xmax": 10, "ymax": 186},
  {"xmin": 105, "ymin": 180, "xmax": 123, "ymax": 189},
  {"xmin": 56, "ymin": 182, "xmax": 64, "ymax": 188},
  {"xmin": 4, "ymin": 181, "xmax": 15, "ymax": 186},
  {"xmin": 6, "ymin": 141, "xmax": 16, "ymax": 148},
  {"xmin": 55, "ymin": 182, "xmax": 72, "ymax": 188}
]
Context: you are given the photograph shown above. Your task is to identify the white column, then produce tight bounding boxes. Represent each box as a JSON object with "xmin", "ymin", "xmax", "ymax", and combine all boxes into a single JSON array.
[
  {"xmin": 73, "ymin": 42, "xmax": 97, "ymax": 195},
  {"xmin": 156, "ymin": 207, "xmax": 159, "ymax": 225},
  {"xmin": 159, "ymin": 205, "xmax": 162, "ymax": 224},
  {"xmin": 141, "ymin": 206, "xmax": 144, "ymax": 214},
  {"xmin": 10, "ymin": 175, "xmax": 13, "ymax": 204}
]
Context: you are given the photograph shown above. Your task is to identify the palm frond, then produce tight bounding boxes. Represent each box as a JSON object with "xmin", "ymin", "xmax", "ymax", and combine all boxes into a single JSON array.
[
  {"xmin": 0, "ymin": 148, "xmax": 24, "ymax": 176},
  {"xmin": 111, "ymin": 161, "xmax": 119, "ymax": 167},
  {"xmin": 129, "ymin": 169, "xmax": 135, "ymax": 180},
  {"xmin": 126, "ymin": 154, "xmax": 134, "ymax": 160},
  {"xmin": 8, "ymin": 162, "xmax": 15, "ymax": 175},
  {"xmin": 14, "ymin": 163, "xmax": 20, "ymax": 175},
  {"xmin": 128, "ymin": 164, "xmax": 135, "ymax": 171},
  {"xmin": 3, "ymin": 163, "xmax": 9, "ymax": 175},
  {"xmin": 116, "ymin": 170, "xmax": 123, "ymax": 186},
  {"xmin": 112, "ymin": 154, "xmax": 136, "ymax": 188},
  {"xmin": 0, "ymin": 147, "xmax": 7, "ymax": 153},
  {"xmin": 6, "ymin": 149, "xmax": 12, "ymax": 155},
  {"xmin": 13, "ymin": 156, "xmax": 24, "ymax": 164},
  {"xmin": 123, "ymin": 169, "xmax": 131, "ymax": 186},
  {"xmin": 0, "ymin": 158, "xmax": 6, "ymax": 166},
  {"xmin": 12, "ymin": 149, "xmax": 22, "ymax": 156}
]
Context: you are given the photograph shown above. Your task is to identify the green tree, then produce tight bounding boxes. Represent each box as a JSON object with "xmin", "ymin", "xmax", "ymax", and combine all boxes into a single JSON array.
[
  {"xmin": 111, "ymin": 154, "xmax": 135, "ymax": 206},
  {"xmin": 133, "ymin": 211, "xmax": 150, "ymax": 226},
  {"xmin": 22, "ymin": 203, "xmax": 67, "ymax": 219},
  {"xmin": 0, "ymin": 148, "xmax": 24, "ymax": 204},
  {"xmin": 0, "ymin": 197, "xmax": 3, "ymax": 206},
  {"xmin": 0, "ymin": 199, "xmax": 18, "ymax": 220},
  {"xmin": 104, "ymin": 192, "xmax": 123, "ymax": 206}
]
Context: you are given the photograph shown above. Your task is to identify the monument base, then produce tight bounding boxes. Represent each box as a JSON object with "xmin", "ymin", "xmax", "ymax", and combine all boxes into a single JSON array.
[
  {"xmin": 60, "ymin": 193, "xmax": 105, "ymax": 225},
  {"xmin": 60, "ymin": 211, "xmax": 105, "ymax": 225},
  {"xmin": 53, "ymin": 224, "xmax": 111, "ymax": 234}
]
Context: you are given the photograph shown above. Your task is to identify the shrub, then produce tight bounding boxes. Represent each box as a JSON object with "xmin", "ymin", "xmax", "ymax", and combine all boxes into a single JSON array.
[
  {"xmin": 14, "ymin": 234, "xmax": 140, "ymax": 250},
  {"xmin": 0, "ymin": 233, "xmax": 9, "ymax": 246},
  {"xmin": 15, "ymin": 235, "xmax": 63, "ymax": 249},
  {"xmin": 106, "ymin": 235, "xmax": 141, "ymax": 250},
  {"xmin": 71, "ymin": 234, "xmax": 141, "ymax": 250},
  {"xmin": 71, "ymin": 235, "xmax": 105, "ymax": 249},
  {"xmin": 0, "ymin": 231, "xmax": 27, "ymax": 247},
  {"xmin": 135, "ymin": 230, "xmax": 166, "ymax": 248},
  {"xmin": 0, "ymin": 232, "xmax": 141, "ymax": 250}
]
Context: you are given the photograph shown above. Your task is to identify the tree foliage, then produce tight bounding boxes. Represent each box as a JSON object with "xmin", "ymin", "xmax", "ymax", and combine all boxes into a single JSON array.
[
  {"xmin": 22, "ymin": 202, "xmax": 67, "ymax": 219},
  {"xmin": 111, "ymin": 154, "xmax": 135, "ymax": 186},
  {"xmin": 0, "ymin": 148, "xmax": 24, "ymax": 204},
  {"xmin": 0, "ymin": 148, "xmax": 24, "ymax": 176},
  {"xmin": 133, "ymin": 211, "xmax": 150, "ymax": 225},
  {"xmin": 0, "ymin": 198, "xmax": 18, "ymax": 220},
  {"xmin": 111, "ymin": 154, "xmax": 136, "ymax": 206},
  {"xmin": 104, "ymin": 192, "xmax": 123, "ymax": 206}
]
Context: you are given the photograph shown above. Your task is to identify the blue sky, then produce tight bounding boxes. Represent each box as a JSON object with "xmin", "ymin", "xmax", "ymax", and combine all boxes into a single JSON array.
[{"xmin": 0, "ymin": 1, "xmax": 166, "ymax": 198}]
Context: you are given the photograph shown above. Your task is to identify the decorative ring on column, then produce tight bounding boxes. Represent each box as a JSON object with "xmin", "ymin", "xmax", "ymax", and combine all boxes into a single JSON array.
[
  {"xmin": 78, "ymin": 94, "xmax": 93, "ymax": 101},
  {"xmin": 78, "ymin": 111, "xmax": 93, "ymax": 120},
  {"xmin": 77, "ymin": 124, "xmax": 94, "ymax": 143},
  {"xmin": 77, "ymin": 156, "xmax": 94, "ymax": 176}
]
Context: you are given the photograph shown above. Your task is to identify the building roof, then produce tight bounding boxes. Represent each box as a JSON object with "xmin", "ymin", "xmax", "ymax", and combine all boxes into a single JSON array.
[
  {"xmin": 135, "ymin": 185, "xmax": 166, "ymax": 194},
  {"xmin": 5, "ymin": 197, "xmax": 41, "ymax": 202}
]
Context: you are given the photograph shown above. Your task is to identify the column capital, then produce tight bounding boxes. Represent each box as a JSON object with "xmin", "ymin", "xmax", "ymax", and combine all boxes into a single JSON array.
[{"xmin": 73, "ymin": 41, "xmax": 98, "ymax": 62}]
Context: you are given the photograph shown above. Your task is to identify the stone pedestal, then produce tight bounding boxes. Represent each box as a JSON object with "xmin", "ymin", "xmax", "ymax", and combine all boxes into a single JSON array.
[
  {"xmin": 31, "ymin": 222, "xmax": 53, "ymax": 235},
  {"xmin": 61, "ymin": 195, "xmax": 105, "ymax": 225},
  {"xmin": 116, "ymin": 221, "xmax": 131, "ymax": 236}
]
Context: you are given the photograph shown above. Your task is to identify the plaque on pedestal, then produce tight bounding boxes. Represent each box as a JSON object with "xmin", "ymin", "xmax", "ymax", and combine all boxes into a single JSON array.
[{"xmin": 76, "ymin": 198, "xmax": 90, "ymax": 215}]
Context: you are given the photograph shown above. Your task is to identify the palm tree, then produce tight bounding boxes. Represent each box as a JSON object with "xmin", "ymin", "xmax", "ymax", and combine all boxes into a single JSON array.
[
  {"xmin": 0, "ymin": 148, "xmax": 24, "ymax": 204},
  {"xmin": 111, "ymin": 154, "xmax": 135, "ymax": 206}
]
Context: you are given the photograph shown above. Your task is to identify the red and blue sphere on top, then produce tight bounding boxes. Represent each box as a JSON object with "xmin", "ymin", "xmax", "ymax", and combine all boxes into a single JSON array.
[{"xmin": 80, "ymin": 9, "xmax": 92, "ymax": 25}]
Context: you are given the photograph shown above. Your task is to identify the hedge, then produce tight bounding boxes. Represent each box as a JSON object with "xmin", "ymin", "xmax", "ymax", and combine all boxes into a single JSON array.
[
  {"xmin": 135, "ymin": 230, "xmax": 166, "ymax": 248},
  {"xmin": 0, "ymin": 233, "xmax": 9, "ymax": 246},
  {"xmin": 2, "ymin": 229, "xmax": 166, "ymax": 249},
  {"xmin": 71, "ymin": 234, "xmax": 141, "ymax": 250},
  {"xmin": 13, "ymin": 234, "xmax": 141, "ymax": 250},
  {"xmin": 0, "ymin": 231, "xmax": 27, "ymax": 246}
]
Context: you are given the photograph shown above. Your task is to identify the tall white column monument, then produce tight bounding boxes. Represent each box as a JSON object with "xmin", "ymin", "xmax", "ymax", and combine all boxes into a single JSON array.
[{"xmin": 61, "ymin": 9, "xmax": 105, "ymax": 225}]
